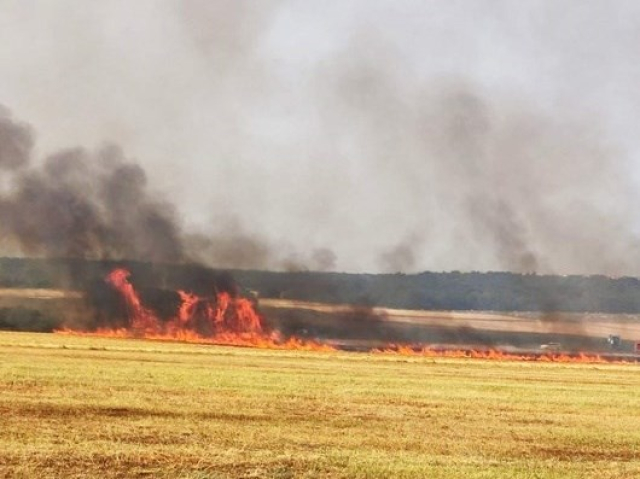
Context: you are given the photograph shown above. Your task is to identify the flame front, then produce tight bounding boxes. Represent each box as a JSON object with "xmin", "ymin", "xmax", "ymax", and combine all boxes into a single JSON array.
[
  {"xmin": 105, "ymin": 268, "xmax": 159, "ymax": 334},
  {"xmin": 372, "ymin": 344, "xmax": 622, "ymax": 364},
  {"xmin": 55, "ymin": 268, "xmax": 637, "ymax": 362},
  {"xmin": 105, "ymin": 268, "xmax": 265, "ymax": 338},
  {"xmin": 57, "ymin": 268, "xmax": 335, "ymax": 350}
]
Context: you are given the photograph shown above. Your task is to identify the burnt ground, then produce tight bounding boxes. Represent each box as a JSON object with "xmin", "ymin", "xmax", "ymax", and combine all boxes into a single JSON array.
[
  {"xmin": 261, "ymin": 299, "xmax": 640, "ymax": 354},
  {"xmin": 1, "ymin": 288, "xmax": 639, "ymax": 354}
]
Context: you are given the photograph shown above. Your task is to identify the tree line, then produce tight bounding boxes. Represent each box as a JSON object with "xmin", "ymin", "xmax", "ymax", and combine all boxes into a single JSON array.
[{"xmin": 1, "ymin": 257, "xmax": 640, "ymax": 314}]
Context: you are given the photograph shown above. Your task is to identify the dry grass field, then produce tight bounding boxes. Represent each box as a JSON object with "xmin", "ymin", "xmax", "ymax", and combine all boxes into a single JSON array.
[
  {"xmin": 261, "ymin": 298, "xmax": 640, "ymax": 342},
  {"xmin": 1, "ymin": 331, "xmax": 640, "ymax": 478}
]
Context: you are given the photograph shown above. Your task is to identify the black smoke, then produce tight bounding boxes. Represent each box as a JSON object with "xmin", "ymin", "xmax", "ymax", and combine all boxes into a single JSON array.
[
  {"xmin": 0, "ymin": 106, "xmax": 33, "ymax": 171},
  {"xmin": 0, "ymin": 108, "xmax": 184, "ymax": 263}
]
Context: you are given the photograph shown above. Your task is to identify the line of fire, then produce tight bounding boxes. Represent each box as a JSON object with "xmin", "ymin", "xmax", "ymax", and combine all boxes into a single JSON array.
[{"xmin": 32, "ymin": 261, "xmax": 638, "ymax": 364}]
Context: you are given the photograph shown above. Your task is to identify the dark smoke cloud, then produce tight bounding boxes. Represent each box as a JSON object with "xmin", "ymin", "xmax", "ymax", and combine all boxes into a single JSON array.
[
  {"xmin": 0, "ymin": 105, "xmax": 332, "ymax": 271},
  {"xmin": 1, "ymin": 2, "xmax": 640, "ymax": 275},
  {"xmin": 315, "ymin": 36, "xmax": 639, "ymax": 274},
  {"xmin": 0, "ymin": 106, "xmax": 33, "ymax": 171},
  {"xmin": 415, "ymin": 84, "xmax": 638, "ymax": 275},
  {"xmin": 0, "ymin": 121, "xmax": 184, "ymax": 262},
  {"xmin": 186, "ymin": 222, "xmax": 337, "ymax": 272},
  {"xmin": 185, "ymin": 220, "xmax": 271, "ymax": 270}
]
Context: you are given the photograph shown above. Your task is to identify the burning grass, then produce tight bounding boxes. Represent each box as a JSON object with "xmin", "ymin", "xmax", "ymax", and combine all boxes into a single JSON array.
[
  {"xmin": 1, "ymin": 331, "xmax": 640, "ymax": 478},
  {"xmin": 371, "ymin": 344, "xmax": 622, "ymax": 364},
  {"xmin": 57, "ymin": 268, "xmax": 334, "ymax": 351},
  {"xmin": 53, "ymin": 268, "xmax": 638, "ymax": 361},
  {"xmin": 55, "ymin": 327, "xmax": 336, "ymax": 351}
]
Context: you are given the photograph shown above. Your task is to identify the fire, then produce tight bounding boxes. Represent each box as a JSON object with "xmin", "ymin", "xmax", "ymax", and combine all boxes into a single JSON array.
[
  {"xmin": 57, "ymin": 268, "xmax": 332, "ymax": 351},
  {"xmin": 372, "ymin": 344, "xmax": 622, "ymax": 364},
  {"xmin": 105, "ymin": 267, "xmax": 265, "ymax": 337},
  {"xmin": 54, "ymin": 268, "xmax": 637, "ymax": 362},
  {"xmin": 105, "ymin": 268, "xmax": 158, "ymax": 334}
]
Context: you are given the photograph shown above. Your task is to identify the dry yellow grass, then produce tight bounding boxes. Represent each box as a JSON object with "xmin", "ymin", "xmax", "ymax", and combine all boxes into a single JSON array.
[
  {"xmin": 1, "ymin": 331, "xmax": 639, "ymax": 478},
  {"xmin": 0, "ymin": 288, "xmax": 82, "ymax": 299},
  {"xmin": 261, "ymin": 298, "xmax": 640, "ymax": 339}
]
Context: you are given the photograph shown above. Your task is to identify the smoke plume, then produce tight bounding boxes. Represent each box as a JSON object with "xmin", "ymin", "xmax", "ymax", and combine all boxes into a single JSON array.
[
  {"xmin": 0, "ymin": 104, "xmax": 338, "ymax": 274},
  {"xmin": 1, "ymin": 1, "xmax": 640, "ymax": 275},
  {"xmin": 0, "ymin": 106, "xmax": 33, "ymax": 171},
  {"xmin": 0, "ymin": 131, "xmax": 184, "ymax": 263}
]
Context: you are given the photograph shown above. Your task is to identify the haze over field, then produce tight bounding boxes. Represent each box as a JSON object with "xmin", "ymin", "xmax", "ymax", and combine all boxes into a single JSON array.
[{"xmin": 1, "ymin": 1, "xmax": 640, "ymax": 275}]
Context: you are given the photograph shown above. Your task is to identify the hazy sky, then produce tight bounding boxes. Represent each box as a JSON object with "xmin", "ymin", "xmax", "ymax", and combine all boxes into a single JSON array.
[{"xmin": 2, "ymin": 1, "xmax": 640, "ymax": 274}]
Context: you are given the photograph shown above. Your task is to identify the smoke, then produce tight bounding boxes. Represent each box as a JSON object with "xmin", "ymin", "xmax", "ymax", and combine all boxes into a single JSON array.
[
  {"xmin": 0, "ymin": 135, "xmax": 184, "ymax": 263},
  {"xmin": 417, "ymin": 85, "xmax": 638, "ymax": 275},
  {"xmin": 378, "ymin": 233, "xmax": 424, "ymax": 273},
  {"xmin": 185, "ymin": 219, "xmax": 337, "ymax": 271},
  {"xmin": 311, "ymin": 248, "xmax": 337, "ymax": 272},
  {"xmin": 1, "ymin": 1, "xmax": 640, "ymax": 275},
  {"xmin": 0, "ymin": 103, "xmax": 335, "ymax": 272},
  {"xmin": 0, "ymin": 106, "xmax": 33, "ymax": 171},
  {"xmin": 318, "ymin": 60, "xmax": 639, "ymax": 274},
  {"xmin": 301, "ymin": 17, "xmax": 640, "ymax": 275}
]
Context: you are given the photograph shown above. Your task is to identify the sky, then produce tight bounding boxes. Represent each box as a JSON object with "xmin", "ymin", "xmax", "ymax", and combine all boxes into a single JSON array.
[{"xmin": 1, "ymin": 1, "xmax": 640, "ymax": 275}]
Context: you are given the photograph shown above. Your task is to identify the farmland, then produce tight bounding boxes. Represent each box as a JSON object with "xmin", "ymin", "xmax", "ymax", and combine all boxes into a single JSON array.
[{"xmin": 1, "ymin": 332, "xmax": 639, "ymax": 478}]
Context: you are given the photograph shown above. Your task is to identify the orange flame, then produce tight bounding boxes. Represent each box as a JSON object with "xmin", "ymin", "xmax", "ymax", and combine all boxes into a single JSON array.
[
  {"xmin": 371, "ymin": 344, "xmax": 627, "ymax": 364},
  {"xmin": 58, "ymin": 268, "xmax": 332, "ymax": 351},
  {"xmin": 54, "ymin": 268, "xmax": 637, "ymax": 362},
  {"xmin": 104, "ymin": 268, "xmax": 265, "ymax": 337},
  {"xmin": 105, "ymin": 268, "xmax": 157, "ymax": 335}
]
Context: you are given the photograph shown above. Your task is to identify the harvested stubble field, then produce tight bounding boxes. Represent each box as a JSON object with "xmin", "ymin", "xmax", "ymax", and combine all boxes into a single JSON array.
[{"xmin": 1, "ymin": 332, "xmax": 639, "ymax": 479}]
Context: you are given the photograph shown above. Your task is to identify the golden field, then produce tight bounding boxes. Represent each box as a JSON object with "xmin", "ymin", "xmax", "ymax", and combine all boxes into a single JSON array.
[{"xmin": 0, "ymin": 331, "xmax": 639, "ymax": 478}]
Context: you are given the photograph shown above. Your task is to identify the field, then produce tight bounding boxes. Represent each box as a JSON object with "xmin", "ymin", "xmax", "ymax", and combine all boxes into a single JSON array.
[
  {"xmin": 262, "ymin": 298, "xmax": 640, "ymax": 353},
  {"xmin": 4, "ymin": 287, "xmax": 640, "ymax": 353},
  {"xmin": 1, "ymin": 332, "xmax": 639, "ymax": 478}
]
